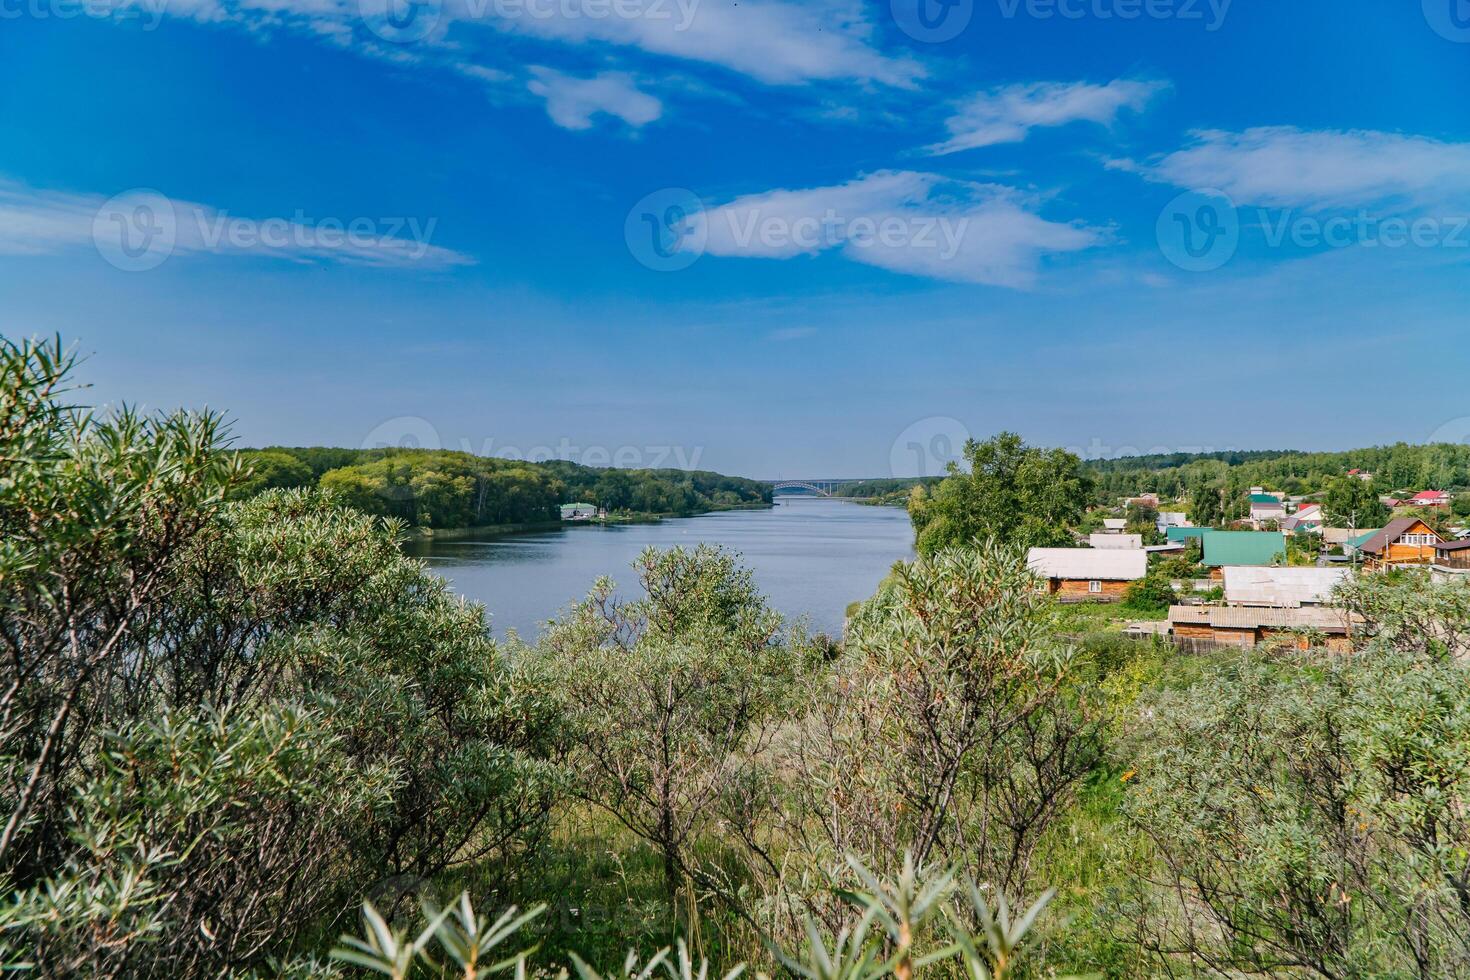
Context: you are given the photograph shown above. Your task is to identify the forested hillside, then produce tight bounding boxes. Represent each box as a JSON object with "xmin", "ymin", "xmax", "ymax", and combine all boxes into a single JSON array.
[
  {"xmin": 1086, "ymin": 442, "xmax": 1470, "ymax": 501},
  {"xmin": 231, "ymin": 447, "xmax": 772, "ymax": 529}
]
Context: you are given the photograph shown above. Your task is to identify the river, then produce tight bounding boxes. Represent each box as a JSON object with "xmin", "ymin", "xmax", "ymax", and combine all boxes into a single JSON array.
[{"xmin": 404, "ymin": 496, "xmax": 916, "ymax": 639}]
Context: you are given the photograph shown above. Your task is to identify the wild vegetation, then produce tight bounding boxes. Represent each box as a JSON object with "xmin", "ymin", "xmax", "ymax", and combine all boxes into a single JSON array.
[{"xmin": 5, "ymin": 338, "xmax": 1470, "ymax": 978}]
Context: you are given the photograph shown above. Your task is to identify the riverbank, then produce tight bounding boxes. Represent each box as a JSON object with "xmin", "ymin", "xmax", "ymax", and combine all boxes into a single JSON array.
[{"xmin": 403, "ymin": 501, "xmax": 776, "ymax": 542}]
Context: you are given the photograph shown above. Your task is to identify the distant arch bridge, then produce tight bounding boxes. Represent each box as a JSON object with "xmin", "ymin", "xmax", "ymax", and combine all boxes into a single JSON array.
[{"xmin": 768, "ymin": 479, "xmax": 863, "ymax": 497}]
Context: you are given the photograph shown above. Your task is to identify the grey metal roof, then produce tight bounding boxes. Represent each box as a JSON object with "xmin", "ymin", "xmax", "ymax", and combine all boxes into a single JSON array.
[
  {"xmin": 1028, "ymin": 547, "xmax": 1148, "ymax": 581},
  {"xmin": 1168, "ymin": 604, "xmax": 1357, "ymax": 633},
  {"xmin": 1223, "ymin": 566, "xmax": 1350, "ymax": 608}
]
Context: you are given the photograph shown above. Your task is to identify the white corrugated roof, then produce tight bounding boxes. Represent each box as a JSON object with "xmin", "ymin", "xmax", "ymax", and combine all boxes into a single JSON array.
[
  {"xmin": 1090, "ymin": 533, "xmax": 1143, "ymax": 550},
  {"xmin": 1028, "ymin": 547, "xmax": 1147, "ymax": 581},
  {"xmin": 1223, "ymin": 566, "xmax": 1350, "ymax": 607}
]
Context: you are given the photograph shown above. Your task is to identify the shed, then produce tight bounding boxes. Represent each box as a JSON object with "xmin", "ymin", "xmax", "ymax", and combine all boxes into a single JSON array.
[
  {"xmin": 1090, "ymin": 533, "xmax": 1143, "ymax": 550},
  {"xmin": 1027, "ymin": 547, "xmax": 1147, "ymax": 603},
  {"xmin": 1223, "ymin": 566, "xmax": 1349, "ymax": 608},
  {"xmin": 1168, "ymin": 604, "xmax": 1357, "ymax": 651}
]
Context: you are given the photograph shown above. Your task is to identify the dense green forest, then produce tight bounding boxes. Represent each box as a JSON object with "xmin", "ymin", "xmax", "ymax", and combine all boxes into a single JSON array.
[
  {"xmin": 1085, "ymin": 443, "xmax": 1470, "ymax": 501},
  {"xmin": 7, "ymin": 340, "xmax": 1470, "ymax": 979},
  {"xmin": 232, "ymin": 446, "xmax": 772, "ymax": 529}
]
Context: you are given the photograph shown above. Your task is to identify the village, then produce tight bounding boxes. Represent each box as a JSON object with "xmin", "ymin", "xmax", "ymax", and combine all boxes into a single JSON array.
[{"xmin": 1027, "ymin": 476, "xmax": 1470, "ymax": 651}]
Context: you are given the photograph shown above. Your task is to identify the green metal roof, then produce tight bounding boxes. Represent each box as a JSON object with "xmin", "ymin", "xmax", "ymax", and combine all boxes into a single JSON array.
[
  {"xmin": 1166, "ymin": 526, "xmax": 1208, "ymax": 542},
  {"xmin": 1346, "ymin": 530, "xmax": 1377, "ymax": 550},
  {"xmin": 1201, "ymin": 530, "xmax": 1287, "ymax": 567},
  {"xmin": 1248, "ymin": 493, "xmax": 1281, "ymax": 504}
]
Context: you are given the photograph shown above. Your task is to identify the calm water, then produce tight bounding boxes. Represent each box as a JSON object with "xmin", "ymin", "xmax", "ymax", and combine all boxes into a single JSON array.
[{"xmin": 405, "ymin": 497, "xmax": 915, "ymax": 639}]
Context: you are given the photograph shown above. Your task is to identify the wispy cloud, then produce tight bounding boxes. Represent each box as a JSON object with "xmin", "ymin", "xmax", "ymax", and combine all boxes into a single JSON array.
[
  {"xmin": 484, "ymin": 0, "xmax": 922, "ymax": 87},
  {"xmin": 1149, "ymin": 127, "xmax": 1470, "ymax": 209},
  {"xmin": 527, "ymin": 67, "xmax": 661, "ymax": 130},
  {"xmin": 928, "ymin": 79, "xmax": 1168, "ymax": 155},
  {"xmin": 108, "ymin": 0, "xmax": 921, "ymax": 130},
  {"xmin": 692, "ymin": 171, "xmax": 1099, "ymax": 288},
  {"xmin": 0, "ymin": 180, "xmax": 473, "ymax": 269}
]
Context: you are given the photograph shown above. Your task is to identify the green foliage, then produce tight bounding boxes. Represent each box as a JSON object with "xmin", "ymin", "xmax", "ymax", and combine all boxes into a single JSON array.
[
  {"xmin": 1087, "ymin": 443, "xmax": 1470, "ymax": 506},
  {"xmin": 233, "ymin": 448, "xmax": 315, "ymax": 498},
  {"xmin": 332, "ymin": 856, "xmax": 1059, "ymax": 980},
  {"xmin": 0, "ymin": 341, "xmax": 554, "ymax": 975},
  {"xmin": 1115, "ymin": 575, "xmax": 1470, "ymax": 976},
  {"xmin": 1321, "ymin": 473, "xmax": 1391, "ymax": 528},
  {"xmin": 797, "ymin": 543, "xmax": 1101, "ymax": 899},
  {"xmin": 252, "ymin": 448, "xmax": 771, "ymax": 530},
  {"xmin": 528, "ymin": 545, "xmax": 804, "ymax": 910},
  {"xmin": 908, "ymin": 433, "xmax": 1093, "ymax": 556},
  {"xmin": 1121, "ymin": 574, "xmax": 1176, "ymax": 615}
]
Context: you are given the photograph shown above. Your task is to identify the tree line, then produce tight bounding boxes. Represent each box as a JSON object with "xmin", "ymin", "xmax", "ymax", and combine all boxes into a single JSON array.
[{"xmin": 231, "ymin": 447, "xmax": 771, "ymax": 529}]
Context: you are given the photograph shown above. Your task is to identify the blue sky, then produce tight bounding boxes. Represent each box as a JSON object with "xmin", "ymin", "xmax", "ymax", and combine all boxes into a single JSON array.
[{"xmin": 2, "ymin": 0, "xmax": 1468, "ymax": 476}]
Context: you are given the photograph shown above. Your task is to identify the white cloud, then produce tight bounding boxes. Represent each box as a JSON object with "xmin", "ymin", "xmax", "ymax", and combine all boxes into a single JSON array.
[
  {"xmin": 0, "ymin": 180, "xmax": 473, "ymax": 269},
  {"xmin": 481, "ymin": 0, "xmax": 921, "ymax": 87},
  {"xmin": 1151, "ymin": 127, "xmax": 1470, "ymax": 209},
  {"xmin": 929, "ymin": 79, "xmax": 1168, "ymax": 155},
  {"xmin": 527, "ymin": 67, "xmax": 661, "ymax": 130},
  {"xmin": 115, "ymin": 0, "xmax": 919, "ymax": 110},
  {"xmin": 692, "ymin": 171, "xmax": 1099, "ymax": 288}
]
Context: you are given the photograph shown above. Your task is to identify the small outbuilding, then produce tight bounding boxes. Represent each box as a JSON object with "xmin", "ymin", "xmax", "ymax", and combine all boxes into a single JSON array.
[
  {"xmin": 1089, "ymin": 532, "xmax": 1143, "ymax": 550},
  {"xmin": 1168, "ymin": 604, "xmax": 1357, "ymax": 652},
  {"xmin": 1223, "ymin": 566, "xmax": 1349, "ymax": 608},
  {"xmin": 1027, "ymin": 547, "xmax": 1147, "ymax": 603}
]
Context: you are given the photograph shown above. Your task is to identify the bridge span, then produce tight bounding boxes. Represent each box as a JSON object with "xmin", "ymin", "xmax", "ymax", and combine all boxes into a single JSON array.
[{"xmin": 767, "ymin": 479, "xmax": 869, "ymax": 497}]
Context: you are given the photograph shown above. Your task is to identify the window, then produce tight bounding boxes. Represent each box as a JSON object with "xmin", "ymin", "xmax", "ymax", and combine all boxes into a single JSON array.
[
  {"xmin": 1089, "ymin": 580, "xmax": 1102, "ymax": 593},
  {"xmin": 1402, "ymin": 533, "xmax": 1438, "ymax": 547}
]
